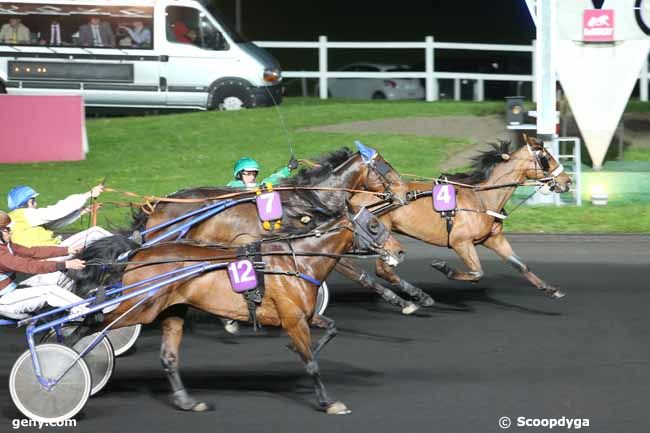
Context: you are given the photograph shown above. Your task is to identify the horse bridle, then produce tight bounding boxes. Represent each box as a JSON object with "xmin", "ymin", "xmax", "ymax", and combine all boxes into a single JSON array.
[
  {"xmin": 526, "ymin": 144, "xmax": 566, "ymax": 191},
  {"xmin": 362, "ymin": 153, "xmax": 408, "ymax": 206},
  {"xmin": 350, "ymin": 207, "xmax": 390, "ymax": 253}
]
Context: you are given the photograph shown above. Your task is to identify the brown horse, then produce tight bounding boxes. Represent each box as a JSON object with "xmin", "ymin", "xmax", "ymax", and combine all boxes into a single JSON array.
[
  {"xmin": 131, "ymin": 147, "xmax": 431, "ymax": 316},
  {"xmin": 348, "ymin": 135, "xmax": 573, "ymax": 299},
  {"xmin": 68, "ymin": 204, "xmax": 404, "ymax": 415}
]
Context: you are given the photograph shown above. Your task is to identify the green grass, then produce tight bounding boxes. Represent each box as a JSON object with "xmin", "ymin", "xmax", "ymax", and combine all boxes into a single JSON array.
[
  {"xmin": 626, "ymin": 99, "xmax": 650, "ymax": 113},
  {"xmin": 622, "ymin": 147, "xmax": 650, "ymax": 161},
  {"xmin": 1, "ymin": 98, "xmax": 649, "ymax": 233},
  {"xmin": 505, "ymin": 204, "xmax": 650, "ymax": 233}
]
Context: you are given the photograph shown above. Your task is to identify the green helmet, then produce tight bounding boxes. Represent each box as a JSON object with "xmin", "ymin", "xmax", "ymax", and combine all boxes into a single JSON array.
[{"xmin": 233, "ymin": 157, "xmax": 260, "ymax": 178}]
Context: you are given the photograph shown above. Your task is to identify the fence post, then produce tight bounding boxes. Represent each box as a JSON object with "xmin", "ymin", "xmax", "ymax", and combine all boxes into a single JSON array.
[
  {"xmin": 301, "ymin": 78, "xmax": 308, "ymax": 97},
  {"xmin": 425, "ymin": 36, "xmax": 437, "ymax": 101},
  {"xmin": 473, "ymin": 80, "xmax": 484, "ymax": 101},
  {"xmin": 574, "ymin": 137, "xmax": 582, "ymax": 206},
  {"xmin": 641, "ymin": 58, "xmax": 649, "ymax": 102},
  {"xmin": 454, "ymin": 78, "xmax": 461, "ymax": 101},
  {"xmin": 532, "ymin": 39, "xmax": 537, "ymax": 102},
  {"xmin": 319, "ymin": 35, "xmax": 328, "ymax": 99}
]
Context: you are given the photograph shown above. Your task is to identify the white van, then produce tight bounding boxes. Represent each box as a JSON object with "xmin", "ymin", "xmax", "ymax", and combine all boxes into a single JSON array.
[{"xmin": 0, "ymin": 0, "xmax": 282, "ymax": 110}]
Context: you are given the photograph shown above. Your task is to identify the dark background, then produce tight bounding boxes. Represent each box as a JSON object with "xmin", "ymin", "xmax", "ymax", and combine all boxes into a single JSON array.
[
  {"xmin": 203, "ymin": 1, "xmax": 550, "ymax": 99},
  {"xmin": 209, "ymin": 0, "xmax": 537, "ymax": 72}
]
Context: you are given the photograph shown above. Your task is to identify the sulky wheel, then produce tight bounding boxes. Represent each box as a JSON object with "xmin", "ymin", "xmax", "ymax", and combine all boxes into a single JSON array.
[
  {"xmin": 315, "ymin": 281, "xmax": 330, "ymax": 316},
  {"xmin": 41, "ymin": 325, "xmax": 115, "ymax": 396},
  {"xmin": 10, "ymin": 344, "xmax": 91, "ymax": 423},
  {"xmin": 107, "ymin": 324, "xmax": 142, "ymax": 356}
]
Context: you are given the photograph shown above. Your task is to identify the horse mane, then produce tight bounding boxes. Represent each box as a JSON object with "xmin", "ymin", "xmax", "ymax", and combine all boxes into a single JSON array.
[
  {"xmin": 63, "ymin": 235, "xmax": 140, "ymax": 298},
  {"xmin": 445, "ymin": 140, "xmax": 513, "ymax": 185},
  {"xmin": 282, "ymin": 147, "xmax": 354, "ymax": 186}
]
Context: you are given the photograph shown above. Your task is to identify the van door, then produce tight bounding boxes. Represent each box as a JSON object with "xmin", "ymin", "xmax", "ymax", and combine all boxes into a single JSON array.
[{"xmin": 160, "ymin": 5, "xmax": 238, "ymax": 108}]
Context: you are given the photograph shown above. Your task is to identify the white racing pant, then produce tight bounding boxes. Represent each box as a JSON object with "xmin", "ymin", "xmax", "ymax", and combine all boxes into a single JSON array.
[
  {"xmin": 0, "ymin": 226, "xmax": 112, "ymax": 317},
  {"xmin": 0, "ymin": 285, "xmax": 86, "ymax": 316}
]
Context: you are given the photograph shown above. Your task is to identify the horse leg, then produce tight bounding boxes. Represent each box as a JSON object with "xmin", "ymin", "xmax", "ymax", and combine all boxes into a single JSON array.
[
  {"xmin": 279, "ymin": 303, "xmax": 349, "ymax": 414},
  {"xmin": 335, "ymin": 259, "xmax": 418, "ymax": 315},
  {"xmin": 482, "ymin": 234, "xmax": 565, "ymax": 299},
  {"xmin": 375, "ymin": 258, "xmax": 435, "ymax": 308},
  {"xmin": 431, "ymin": 241, "xmax": 484, "ymax": 282},
  {"xmin": 160, "ymin": 307, "xmax": 211, "ymax": 412},
  {"xmin": 310, "ymin": 315, "xmax": 337, "ymax": 359}
]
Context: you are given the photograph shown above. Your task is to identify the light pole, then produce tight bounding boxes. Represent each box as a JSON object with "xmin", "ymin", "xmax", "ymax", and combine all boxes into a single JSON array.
[{"xmin": 235, "ymin": 0, "xmax": 242, "ymax": 34}]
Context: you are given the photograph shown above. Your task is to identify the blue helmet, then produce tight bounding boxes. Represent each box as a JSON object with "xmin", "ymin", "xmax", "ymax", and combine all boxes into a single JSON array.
[{"xmin": 7, "ymin": 185, "xmax": 39, "ymax": 211}]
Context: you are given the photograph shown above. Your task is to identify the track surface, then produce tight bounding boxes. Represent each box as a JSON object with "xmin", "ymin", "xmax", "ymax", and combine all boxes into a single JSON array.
[{"xmin": 1, "ymin": 235, "xmax": 648, "ymax": 433}]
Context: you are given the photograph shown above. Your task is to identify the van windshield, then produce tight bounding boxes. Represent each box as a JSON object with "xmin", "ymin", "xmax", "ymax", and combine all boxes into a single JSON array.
[{"xmin": 208, "ymin": 8, "xmax": 246, "ymax": 43}]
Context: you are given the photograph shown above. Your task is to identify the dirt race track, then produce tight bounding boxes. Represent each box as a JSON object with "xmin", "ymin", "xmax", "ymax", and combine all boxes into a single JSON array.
[{"xmin": 1, "ymin": 234, "xmax": 648, "ymax": 433}]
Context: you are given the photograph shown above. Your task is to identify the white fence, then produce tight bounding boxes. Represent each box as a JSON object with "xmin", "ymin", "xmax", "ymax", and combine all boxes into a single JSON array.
[{"xmin": 254, "ymin": 36, "xmax": 650, "ymax": 102}]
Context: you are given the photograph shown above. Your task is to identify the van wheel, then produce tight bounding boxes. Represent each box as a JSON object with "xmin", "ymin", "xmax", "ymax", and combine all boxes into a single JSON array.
[
  {"xmin": 209, "ymin": 83, "xmax": 254, "ymax": 111},
  {"xmin": 0, "ymin": 81, "xmax": 6, "ymax": 94},
  {"xmin": 372, "ymin": 91, "xmax": 386, "ymax": 100}
]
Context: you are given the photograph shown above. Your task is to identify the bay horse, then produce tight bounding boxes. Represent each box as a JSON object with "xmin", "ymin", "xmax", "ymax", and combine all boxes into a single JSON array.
[
  {"xmin": 131, "ymin": 146, "xmax": 434, "ymax": 316},
  {"xmin": 67, "ymin": 199, "xmax": 403, "ymax": 415},
  {"xmin": 348, "ymin": 134, "xmax": 573, "ymax": 299}
]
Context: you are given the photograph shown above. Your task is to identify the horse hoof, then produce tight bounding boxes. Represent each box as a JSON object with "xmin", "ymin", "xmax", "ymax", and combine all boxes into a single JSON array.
[
  {"xmin": 172, "ymin": 390, "xmax": 212, "ymax": 412},
  {"xmin": 325, "ymin": 401, "xmax": 351, "ymax": 415},
  {"xmin": 191, "ymin": 402, "xmax": 212, "ymax": 412},
  {"xmin": 550, "ymin": 289, "xmax": 566, "ymax": 299},
  {"xmin": 430, "ymin": 260, "xmax": 445, "ymax": 270},
  {"xmin": 224, "ymin": 320, "xmax": 239, "ymax": 335},
  {"xmin": 402, "ymin": 303, "xmax": 420, "ymax": 315}
]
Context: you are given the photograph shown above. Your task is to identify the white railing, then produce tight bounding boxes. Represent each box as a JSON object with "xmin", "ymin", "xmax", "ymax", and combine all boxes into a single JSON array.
[{"xmin": 254, "ymin": 35, "xmax": 650, "ymax": 102}]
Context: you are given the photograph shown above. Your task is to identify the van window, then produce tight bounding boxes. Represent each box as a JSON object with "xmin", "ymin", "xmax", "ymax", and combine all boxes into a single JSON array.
[
  {"xmin": 0, "ymin": 3, "xmax": 153, "ymax": 49},
  {"xmin": 166, "ymin": 6, "xmax": 227, "ymax": 50}
]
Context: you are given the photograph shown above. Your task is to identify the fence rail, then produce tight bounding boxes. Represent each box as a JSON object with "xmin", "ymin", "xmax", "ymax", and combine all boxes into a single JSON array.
[{"xmin": 254, "ymin": 36, "xmax": 650, "ymax": 102}]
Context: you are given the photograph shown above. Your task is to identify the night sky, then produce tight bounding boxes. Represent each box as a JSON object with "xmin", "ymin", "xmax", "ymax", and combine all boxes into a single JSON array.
[
  {"xmin": 210, "ymin": 0, "xmax": 538, "ymax": 73},
  {"xmin": 213, "ymin": 1, "xmax": 536, "ymax": 43}
]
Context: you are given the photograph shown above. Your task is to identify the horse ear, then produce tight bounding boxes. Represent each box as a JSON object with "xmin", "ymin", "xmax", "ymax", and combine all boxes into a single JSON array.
[{"xmin": 500, "ymin": 139, "xmax": 509, "ymax": 154}]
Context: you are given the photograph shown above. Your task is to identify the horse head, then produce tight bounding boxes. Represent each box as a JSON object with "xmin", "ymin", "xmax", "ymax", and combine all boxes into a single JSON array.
[
  {"xmin": 341, "ymin": 141, "xmax": 408, "ymax": 202},
  {"xmin": 519, "ymin": 134, "xmax": 572, "ymax": 193},
  {"xmin": 349, "ymin": 206, "xmax": 404, "ymax": 266}
]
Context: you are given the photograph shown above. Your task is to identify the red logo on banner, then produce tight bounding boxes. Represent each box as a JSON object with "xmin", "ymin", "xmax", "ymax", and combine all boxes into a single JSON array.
[{"xmin": 583, "ymin": 9, "xmax": 614, "ymax": 42}]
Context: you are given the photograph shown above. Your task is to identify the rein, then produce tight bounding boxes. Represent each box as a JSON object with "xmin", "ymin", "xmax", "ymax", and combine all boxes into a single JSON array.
[{"xmin": 104, "ymin": 185, "xmax": 390, "ymax": 207}]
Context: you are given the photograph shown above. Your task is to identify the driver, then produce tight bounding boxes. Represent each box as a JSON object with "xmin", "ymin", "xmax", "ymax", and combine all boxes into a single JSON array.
[
  {"xmin": 7, "ymin": 184, "xmax": 111, "ymax": 249},
  {"xmin": 0, "ymin": 211, "xmax": 89, "ymax": 318},
  {"xmin": 227, "ymin": 156, "xmax": 299, "ymax": 188}
]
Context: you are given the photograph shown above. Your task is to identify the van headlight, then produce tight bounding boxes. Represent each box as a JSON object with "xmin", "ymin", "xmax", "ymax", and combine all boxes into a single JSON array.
[{"xmin": 263, "ymin": 68, "xmax": 281, "ymax": 83}]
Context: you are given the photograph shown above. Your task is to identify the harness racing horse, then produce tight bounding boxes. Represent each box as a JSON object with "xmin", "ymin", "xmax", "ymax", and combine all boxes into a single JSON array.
[
  {"xmin": 66, "ymin": 200, "xmax": 404, "ymax": 415},
  {"xmin": 131, "ymin": 146, "xmax": 433, "ymax": 316},
  {"xmin": 349, "ymin": 135, "xmax": 573, "ymax": 299}
]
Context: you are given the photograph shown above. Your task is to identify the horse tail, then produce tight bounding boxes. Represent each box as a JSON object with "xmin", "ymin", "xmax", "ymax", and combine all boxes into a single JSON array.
[{"xmin": 64, "ymin": 234, "xmax": 140, "ymax": 298}]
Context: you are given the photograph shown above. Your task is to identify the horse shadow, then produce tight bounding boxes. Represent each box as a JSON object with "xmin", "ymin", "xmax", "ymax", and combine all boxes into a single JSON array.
[
  {"xmin": 104, "ymin": 359, "xmax": 383, "ymax": 411},
  {"xmin": 332, "ymin": 274, "xmax": 564, "ymax": 317}
]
